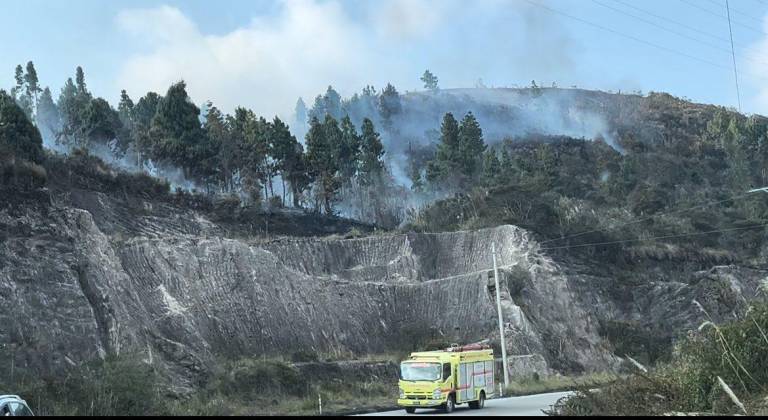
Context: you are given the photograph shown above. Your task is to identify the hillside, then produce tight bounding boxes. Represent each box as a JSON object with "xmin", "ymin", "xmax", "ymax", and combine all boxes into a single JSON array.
[{"xmin": 2, "ymin": 85, "xmax": 768, "ymax": 414}]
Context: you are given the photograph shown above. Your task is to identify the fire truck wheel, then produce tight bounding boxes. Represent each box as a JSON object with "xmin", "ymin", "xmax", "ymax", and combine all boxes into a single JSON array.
[
  {"xmin": 469, "ymin": 391, "xmax": 485, "ymax": 409},
  {"xmin": 405, "ymin": 407, "xmax": 416, "ymax": 414},
  {"xmin": 444, "ymin": 395, "xmax": 455, "ymax": 413}
]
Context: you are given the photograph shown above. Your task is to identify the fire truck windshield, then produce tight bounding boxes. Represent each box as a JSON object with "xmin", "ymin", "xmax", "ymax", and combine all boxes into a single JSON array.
[{"xmin": 400, "ymin": 362, "xmax": 442, "ymax": 381}]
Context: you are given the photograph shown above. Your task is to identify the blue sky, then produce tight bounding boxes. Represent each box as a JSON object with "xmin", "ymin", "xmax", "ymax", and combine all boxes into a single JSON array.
[{"xmin": 3, "ymin": 0, "xmax": 768, "ymax": 119}]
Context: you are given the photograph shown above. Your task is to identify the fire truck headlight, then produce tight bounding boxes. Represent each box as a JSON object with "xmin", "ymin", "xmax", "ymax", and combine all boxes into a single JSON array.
[
  {"xmin": 432, "ymin": 389, "xmax": 442, "ymax": 399},
  {"xmin": 399, "ymin": 388, "xmax": 405, "ymax": 399}
]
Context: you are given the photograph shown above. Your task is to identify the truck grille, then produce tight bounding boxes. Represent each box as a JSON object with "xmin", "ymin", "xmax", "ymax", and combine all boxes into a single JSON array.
[{"xmin": 406, "ymin": 394, "xmax": 430, "ymax": 400}]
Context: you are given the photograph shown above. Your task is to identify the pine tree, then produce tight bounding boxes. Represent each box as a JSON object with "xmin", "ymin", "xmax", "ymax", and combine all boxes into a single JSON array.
[
  {"xmin": 57, "ymin": 78, "xmax": 81, "ymax": 147},
  {"xmin": 378, "ymin": 83, "xmax": 402, "ymax": 127},
  {"xmin": 426, "ymin": 112, "xmax": 461, "ymax": 186},
  {"xmin": 233, "ymin": 107, "xmax": 267, "ymax": 203},
  {"xmin": 294, "ymin": 97, "xmax": 308, "ymax": 127},
  {"xmin": 80, "ymin": 97, "xmax": 123, "ymax": 149},
  {"xmin": 202, "ymin": 102, "xmax": 231, "ymax": 191},
  {"xmin": 323, "ymin": 86, "xmax": 342, "ymax": 120},
  {"xmin": 75, "ymin": 67, "xmax": 88, "ymax": 95},
  {"xmin": 24, "ymin": 61, "xmax": 41, "ymax": 112},
  {"xmin": 0, "ymin": 90, "xmax": 44, "ymax": 164},
  {"xmin": 421, "ymin": 70, "xmax": 439, "ymax": 91},
  {"xmin": 338, "ymin": 115, "xmax": 361, "ymax": 183},
  {"xmin": 458, "ymin": 111, "xmax": 486, "ymax": 180},
  {"xmin": 270, "ymin": 116, "xmax": 304, "ymax": 205},
  {"xmin": 11, "ymin": 65, "xmax": 24, "ymax": 99},
  {"xmin": 308, "ymin": 94, "xmax": 326, "ymax": 122},
  {"xmin": 118, "ymin": 90, "xmax": 135, "ymax": 118},
  {"xmin": 359, "ymin": 118, "xmax": 385, "ymax": 186},
  {"xmin": 149, "ymin": 81, "xmax": 207, "ymax": 179},
  {"xmin": 482, "ymin": 149, "xmax": 501, "ymax": 187},
  {"xmin": 55, "ymin": 67, "xmax": 94, "ymax": 148},
  {"xmin": 132, "ymin": 92, "xmax": 161, "ymax": 168},
  {"xmin": 11, "ymin": 65, "xmax": 32, "ymax": 119},
  {"xmin": 499, "ymin": 147, "xmax": 514, "ymax": 184},
  {"xmin": 305, "ymin": 115, "xmax": 340, "ymax": 214}
]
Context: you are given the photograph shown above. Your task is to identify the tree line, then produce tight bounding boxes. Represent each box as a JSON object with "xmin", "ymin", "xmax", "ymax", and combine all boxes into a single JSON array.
[
  {"xmin": 4, "ymin": 62, "xmax": 501, "ymax": 216},
  {"xmin": 4, "ymin": 62, "xmax": 397, "ymax": 215}
]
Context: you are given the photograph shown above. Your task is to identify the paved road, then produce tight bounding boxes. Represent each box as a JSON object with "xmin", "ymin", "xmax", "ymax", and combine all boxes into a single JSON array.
[{"xmin": 357, "ymin": 391, "xmax": 572, "ymax": 416}]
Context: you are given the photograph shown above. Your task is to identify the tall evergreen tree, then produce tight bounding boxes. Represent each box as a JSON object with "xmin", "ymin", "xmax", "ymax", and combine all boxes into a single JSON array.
[
  {"xmin": 117, "ymin": 90, "xmax": 135, "ymax": 118},
  {"xmin": 294, "ymin": 97, "xmax": 308, "ymax": 127},
  {"xmin": 358, "ymin": 118, "xmax": 385, "ymax": 186},
  {"xmin": 24, "ymin": 61, "xmax": 41, "ymax": 111},
  {"xmin": 270, "ymin": 116, "xmax": 304, "ymax": 205},
  {"xmin": 323, "ymin": 86, "xmax": 342, "ymax": 120},
  {"xmin": 149, "ymin": 81, "xmax": 208, "ymax": 179},
  {"xmin": 457, "ymin": 111, "xmax": 486, "ymax": 180},
  {"xmin": 132, "ymin": 92, "xmax": 161, "ymax": 167},
  {"xmin": 482, "ymin": 149, "xmax": 501, "ymax": 187},
  {"xmin": 420, "ymin": 70, "xmax": 439, "ymax": 91},
  {"xmin": 75, "ymin": 66, "xmax": 88, "ymax": 95},
  {"xmin": 11, "ymin": 65, "xmax": 24, "ymax": 100},
  {"xmin": 305, "ymin": 115, "xmax": 340, "ymax": 214},
  {"xmin": 426, "ymin": 112, "xmax": 461, "ymax": 186},
  {"xmin": 0, "ymin": 90, "xmax": 43, "ymax": 164},
  {"xmin": 338, "ymin": 115, "xmax": 361, "ymax": 183},
  {"xmin": 11, "ymin": 65, "xmax": 32, "ymax": 119},
  {"xmin": 308, "ymin": 94, "xmax": 326, "ymax": 121},
  {"xmin": 80, "ymin": 97, "xmax": 123, "ymax": 150},
  {"xmin": 378, "ymin": 83, "xmax": 402, "ymax": 126},
  {"xmin": 233, "ymin": 107, "xmax": 268, "ymax": 202}
]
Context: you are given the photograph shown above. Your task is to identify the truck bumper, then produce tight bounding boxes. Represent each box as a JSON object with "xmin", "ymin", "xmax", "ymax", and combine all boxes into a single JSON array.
[{"xmin": 397, "ymin": 398, "xmax": 444, "ymax": 408}]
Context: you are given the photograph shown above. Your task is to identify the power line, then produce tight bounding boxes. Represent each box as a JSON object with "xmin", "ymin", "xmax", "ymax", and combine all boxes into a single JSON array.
[
  {"xmin": 678, "ymin": 0, "xmax": 765, "ymax": 35},
  {"xmin": 612, "ymin": 0, "xmax": 732, "ymax": 46},
  {"xmin": 540, "ymin": 191, "xmax": 754, "ymax": 245},
  {"xmin": 593, "ymin": 0, "xmax": 763, "ymax": 64},
  {"xmin": 522, "ymin": 0, "xmax": 730, "ymax": 70},
  {"xmin": 726, "ymin": 0, "xmax": 743, "ymax": 112},
  {"xmin": 705, "ymin": 0, "xmax": 765, "ymax": 24},
  {"xmin": 523, "ymin": 0, "xmax": 768, "ymax": 84},
  {"xmin": 539, "ymin": 222, "xmax": 768, "ymax": 251}
]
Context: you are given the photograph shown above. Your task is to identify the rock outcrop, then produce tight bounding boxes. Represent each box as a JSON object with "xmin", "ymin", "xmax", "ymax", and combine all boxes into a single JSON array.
[{"xmin": 2, "ymin": 194, "xmax": 766, "ymax": 390}]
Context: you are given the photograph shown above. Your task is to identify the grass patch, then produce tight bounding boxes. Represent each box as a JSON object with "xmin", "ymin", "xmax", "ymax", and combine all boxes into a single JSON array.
[{"xmin": 503, "ymin": 372, "xmax": 620, "ymax": 397}]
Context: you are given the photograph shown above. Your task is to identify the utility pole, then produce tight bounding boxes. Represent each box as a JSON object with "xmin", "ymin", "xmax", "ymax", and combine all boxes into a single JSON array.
[
  {"xmin": 725, "ymin": 0, "xmax": 742, "ymax": 112},
  {"xmin": 492, "ymin": 242, "xmax": 510, "ymax": 395}
]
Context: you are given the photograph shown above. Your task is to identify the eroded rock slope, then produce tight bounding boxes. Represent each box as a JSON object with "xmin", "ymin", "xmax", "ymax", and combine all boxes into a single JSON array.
[{"xmin": 1, "ymin": 195, "xmax": 765, "ymax": 390}]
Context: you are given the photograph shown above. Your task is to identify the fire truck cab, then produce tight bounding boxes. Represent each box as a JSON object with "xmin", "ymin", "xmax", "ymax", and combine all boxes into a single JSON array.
[{"xmin": 397, "ymin": 343, "xmax": 495, "ymax": 414}]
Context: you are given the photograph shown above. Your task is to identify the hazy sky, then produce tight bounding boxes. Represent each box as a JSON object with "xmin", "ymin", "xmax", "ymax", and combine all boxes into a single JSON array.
[{"xmin": 3, "ymin": 0, "xmax": 768, "ymax": 120}]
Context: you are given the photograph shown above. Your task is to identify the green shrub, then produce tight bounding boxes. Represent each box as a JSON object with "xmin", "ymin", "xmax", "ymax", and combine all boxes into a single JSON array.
[{"xmin": 553, "ymin": 303, "xmax": 768, "ymax": 416}]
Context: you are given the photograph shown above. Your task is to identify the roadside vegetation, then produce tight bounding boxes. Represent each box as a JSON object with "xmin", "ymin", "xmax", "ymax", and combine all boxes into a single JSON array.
[
  {"xmin": 504, "ymin": 372, "xmax": 620, "ymax": 397},
  {"xmin": 0, "ymin": 354, "xmax": 398, "ymax": 416},
  {"xmin": 547, "ymin": 302, "xmax": 768, "ymax": 416}
]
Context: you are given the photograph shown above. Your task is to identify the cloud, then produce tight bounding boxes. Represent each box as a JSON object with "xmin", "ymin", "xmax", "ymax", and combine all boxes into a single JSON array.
[
  {"xmin": 115, "ymin": 0, "xmax": 577, "ymax": 120},
  {"xmin": 116, "ymin": 0, "xmax": 371, "ymax": 119}
]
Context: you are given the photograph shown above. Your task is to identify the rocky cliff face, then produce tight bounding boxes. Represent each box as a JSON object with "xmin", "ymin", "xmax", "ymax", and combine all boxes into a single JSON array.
[{"xmin": 2, "ymin": 191, "xmax": 766, "ymax": 391}]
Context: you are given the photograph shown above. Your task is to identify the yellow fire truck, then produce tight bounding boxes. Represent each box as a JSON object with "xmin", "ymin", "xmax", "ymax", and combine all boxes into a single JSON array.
[{"xmin": 397, "ymin": 343, "xmax": 495, "ymax": 414}]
